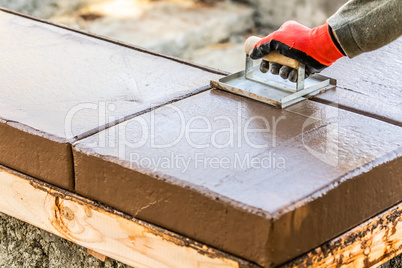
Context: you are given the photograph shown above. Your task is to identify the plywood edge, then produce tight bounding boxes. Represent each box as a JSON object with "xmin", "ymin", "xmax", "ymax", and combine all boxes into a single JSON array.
[
  {"xmin": 0, "ymin": 165, "xmax": 258, "ymax": 268},
  {"xmin": 282, "ymin": 202, "xmax": 402, "ymax": 268}
]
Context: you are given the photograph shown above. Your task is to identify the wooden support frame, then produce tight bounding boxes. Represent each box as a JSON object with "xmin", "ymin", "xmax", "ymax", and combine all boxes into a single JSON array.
[
  {"xmin": 88, "ymin": 249, "xmax": 108, "ymax": 262},
  {"xmin": 0, "ymin": 165, "xmax": 255, "ymax": 268},
  {"xmin": 0, "ymin": 163, "xmax": 401, "ymax": 268},
  {"xmin": 282, "ymin": 202, "xmax": 402, "ymax": 268}
]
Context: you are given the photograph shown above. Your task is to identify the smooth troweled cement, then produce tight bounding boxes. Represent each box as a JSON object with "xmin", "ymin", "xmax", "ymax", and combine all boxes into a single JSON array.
[
  {"xmin": 0, "ymin": 9, "xmax": 221, "ymax": 189},
  {"xmin": 74, "ymin": 73, "xmax": 402, "ymax": 266},
  {"xmin": 1, "ymin": 7, "xmax": 402, "ymax": 268},
  {"xmin": 318, "ymin": 38, "xmax": 402, "ymax": 126}
]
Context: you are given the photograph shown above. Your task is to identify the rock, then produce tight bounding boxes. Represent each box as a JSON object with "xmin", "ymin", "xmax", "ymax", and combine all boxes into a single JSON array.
[
  {"xmin": 50, "ymin": 0, "xmax": 255, "ymax": 58},
  {"xmin": 235, "ymin": 0, "xmax": 348, "ymax": 29},
  {"xmin": 0, "ymin": 0, "xmax": 95, "ymax": 18}
]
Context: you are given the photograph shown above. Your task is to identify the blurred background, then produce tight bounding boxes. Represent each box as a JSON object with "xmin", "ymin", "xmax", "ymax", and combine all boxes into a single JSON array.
[{"xmin": 0, "ymin": 0, "xmax": 347, "ymax": 73}]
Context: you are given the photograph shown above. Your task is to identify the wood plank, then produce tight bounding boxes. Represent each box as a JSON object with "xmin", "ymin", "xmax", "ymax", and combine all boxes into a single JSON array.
[
  {"xmin": 88, "ymin": 249, "xmax": 108, "ymax": 262},
  {"xmin": 282, "ymin": 202, "xmax": 402, "ymax": 268},
  {"xmin": 0, "ymin": 165, "xmax": 255, "ymax": 268}
]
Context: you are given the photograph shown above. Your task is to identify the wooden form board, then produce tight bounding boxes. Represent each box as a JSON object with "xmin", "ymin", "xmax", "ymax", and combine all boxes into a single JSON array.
[
  {"xmin": 0, "ymin": 165, "xmax": 254, "ymax": 268},
  {"xmin": 282, "ymin": 202, "xmax": 402, "ymax": 268},
  {"xmin": 0, "ymin": 163, "xmax": 401, "ymax": 268}
]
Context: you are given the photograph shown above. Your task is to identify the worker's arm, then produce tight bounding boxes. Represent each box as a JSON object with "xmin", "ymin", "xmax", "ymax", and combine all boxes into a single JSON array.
[
  {"xmin": 328, "ymin": 0, "xmax": 402, "ymax": 58},
  {"xmin": 250, "ymin": 0, "xmax": 402, "ymax": 82}
]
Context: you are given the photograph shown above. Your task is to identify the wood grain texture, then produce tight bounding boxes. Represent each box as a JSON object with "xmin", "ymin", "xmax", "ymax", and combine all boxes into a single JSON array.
[
  {"xmin": 88, "ymin": 249, "xmax": 108, "ymax": 262},
  {"xmin": 282, "ymin": 202, "xmax": 402, "ymax": 268},
  {"xmin": 0, "ymin": 165, "xmax": 254, "ymax": 268}
]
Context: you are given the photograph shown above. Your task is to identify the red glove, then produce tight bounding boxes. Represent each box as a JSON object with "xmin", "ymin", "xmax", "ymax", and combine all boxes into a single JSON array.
[{"xmin": 250, "ymin": 21, "xmax": 345, "ymax": 82}]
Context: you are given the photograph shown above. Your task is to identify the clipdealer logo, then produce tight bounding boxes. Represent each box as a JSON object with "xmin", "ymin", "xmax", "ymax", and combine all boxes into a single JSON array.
[
  {"xmin": 64, "ymin": 101, "xmax": 339, "ymax": 170},
  {"xmin": 301, "ymin": 104, "xmax": 339, "ymax": 167}
]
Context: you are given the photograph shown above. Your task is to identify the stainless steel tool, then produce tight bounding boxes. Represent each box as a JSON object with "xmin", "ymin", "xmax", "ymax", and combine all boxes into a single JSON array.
[{"xmin": 211, "ymin": 36, "xmax": 336, "ymax": 108}]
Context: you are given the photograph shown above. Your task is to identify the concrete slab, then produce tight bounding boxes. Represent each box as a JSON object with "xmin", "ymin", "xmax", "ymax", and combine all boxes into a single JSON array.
[
  {"xmin": 74, "ymin": 88, "xmax": 402, "ymax": 267},
  {"xmin": 0, "ymin": 9, "xmax": 222, "ymax": 189}
]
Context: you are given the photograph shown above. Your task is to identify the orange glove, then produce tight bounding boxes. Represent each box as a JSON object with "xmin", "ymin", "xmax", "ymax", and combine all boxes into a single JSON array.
[{"xmin": 250, "ymin": 21, "xmax": 345, "ymax": 82}]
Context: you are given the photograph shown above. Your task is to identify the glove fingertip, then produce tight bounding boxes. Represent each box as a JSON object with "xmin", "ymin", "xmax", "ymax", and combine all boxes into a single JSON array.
[
  {"xmin": 288, "ymin": 69, "xmax": 298, "ymax": 82},
  {"xmin": 259, "ymin": 60, "xmax": 270, "ymax": 73},
  {"xmin": 270, "ymin": 63, "xmax": 281, "ymax": 75},
  {"xmin": 249, "ymin": 43, "xmax": 271, "ymax": 60},
  {"xmin": 249, "ymin": 48, "xmax": 261, "ymax": 59}
]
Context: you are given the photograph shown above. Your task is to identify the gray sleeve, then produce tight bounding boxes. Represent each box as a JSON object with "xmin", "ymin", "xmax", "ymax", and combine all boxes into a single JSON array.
[{"xmin": 327, "ymin": 0, "xmax": 402, "ymax": 58}]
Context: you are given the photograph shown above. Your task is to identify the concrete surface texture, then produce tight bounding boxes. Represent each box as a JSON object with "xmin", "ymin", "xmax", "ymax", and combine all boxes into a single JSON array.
[
  {"xmin": 0, "ymin": 9, "xmax": 221, "ymax": 190},
  {"xmin": 71, "ymin": 39, "xmax": 402, "ymax": 267},
  {"xmin": 318, "ymin": 38, "xmax": 402, "ymax": 126},
  {"xmin": 0, "ymin": 5, "xmax": 402, "ymax": 268},
  {"xmin": 72, "ymin": 36, "xmax": 402, "ymax": 267},
  {"xmin": 73, "ymin": 88, "xmax": 402, "ymax": 266}
]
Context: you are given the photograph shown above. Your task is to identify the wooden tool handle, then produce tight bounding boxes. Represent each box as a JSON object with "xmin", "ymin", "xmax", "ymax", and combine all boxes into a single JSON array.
[{"xmin": 244, "ymin": 36, "xmax": 299, "ymax": 69}]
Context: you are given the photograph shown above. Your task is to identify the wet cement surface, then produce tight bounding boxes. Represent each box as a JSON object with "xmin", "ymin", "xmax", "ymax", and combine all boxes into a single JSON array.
[
  {"xmin": 74, "ymin": 89, "xmax": 401, "ymax": 266},
  {"xmin": 0, "ymin": 9, "xmax": 221, "ymax": 189},
  {"xmin": 1, "ymin": 7, "xmax": 402, "ymax": 268},
  {"xmin": 318, "ymin": 37, "xmax": 402, "ymax": 126}
]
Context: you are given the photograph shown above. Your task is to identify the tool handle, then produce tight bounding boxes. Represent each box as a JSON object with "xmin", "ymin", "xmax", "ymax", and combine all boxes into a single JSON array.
[{"xmin": 244, "ymin": 36, "xmax": 299, "ymax": 69}]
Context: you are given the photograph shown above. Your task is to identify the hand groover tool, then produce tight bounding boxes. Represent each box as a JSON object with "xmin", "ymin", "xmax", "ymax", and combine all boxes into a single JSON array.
[{"xmin": 210, "ymin": 36, "xmax": 336, "ymax": 108}]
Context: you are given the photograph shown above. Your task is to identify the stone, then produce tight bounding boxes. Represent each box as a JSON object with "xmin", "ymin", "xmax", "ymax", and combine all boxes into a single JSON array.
[
  {"xmin": 0, "ymin": 9, "xmax": 222, "ymax": 189},
  {"xmin": 242, "ymin": 0, "xmax": 348, "ymax": 29},
  {"xmin": 0, "ymin": 0, "xmax": 94, "ymax": 19},
  {"xmin": 50, "ymin": 0, "xmax": 255, "ymax": 58}
]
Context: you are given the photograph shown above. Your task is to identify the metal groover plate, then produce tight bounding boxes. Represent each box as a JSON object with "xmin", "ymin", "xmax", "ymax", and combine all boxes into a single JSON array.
[{"xmin": 211, "ymin": 65, "xmax": 336, "ymax": 108}]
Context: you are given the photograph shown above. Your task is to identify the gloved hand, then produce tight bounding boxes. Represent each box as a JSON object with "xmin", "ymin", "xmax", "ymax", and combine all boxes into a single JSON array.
[{"xmin": 250, "ymin": 21, "xmax": 345, "ymax": 82}]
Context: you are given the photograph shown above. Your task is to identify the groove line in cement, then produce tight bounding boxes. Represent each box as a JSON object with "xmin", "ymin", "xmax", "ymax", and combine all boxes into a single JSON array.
[
  {"xmin": 311, "ymin": 97, "xmax": 402, "ymax": 127},
  {"xmin": 73, "ymin": 85, "xmax": 212, "ymax": 142}
]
